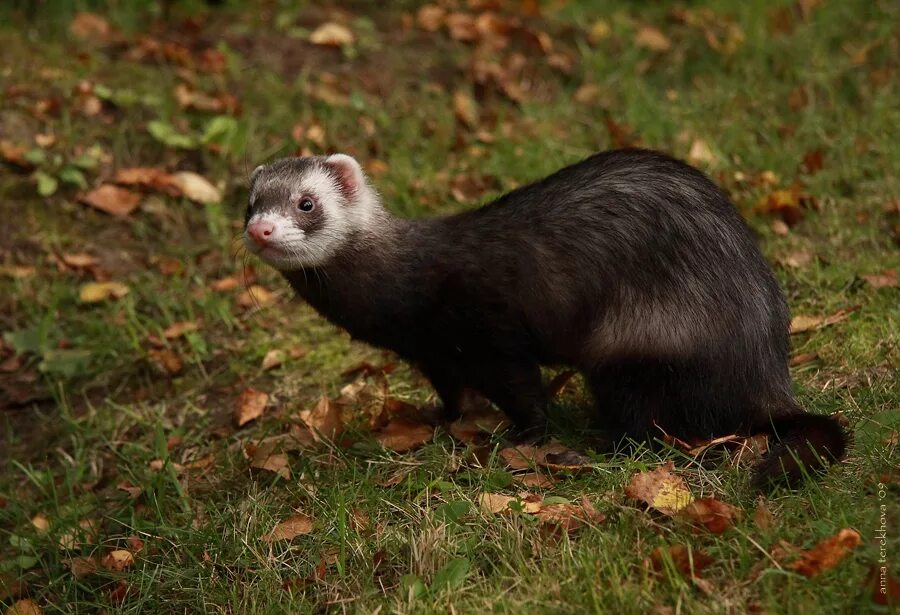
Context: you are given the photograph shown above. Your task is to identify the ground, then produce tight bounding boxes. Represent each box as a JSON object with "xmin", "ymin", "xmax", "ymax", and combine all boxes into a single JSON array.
[{"xmin": 0, "ymin": 1, "xmax": 897, "ymax": 613}]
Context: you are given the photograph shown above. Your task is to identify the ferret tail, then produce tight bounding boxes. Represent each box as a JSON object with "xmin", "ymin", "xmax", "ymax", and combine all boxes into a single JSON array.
[{"xmin": 751, "ymin": 411, "xmax": 849, "ymax": 489}]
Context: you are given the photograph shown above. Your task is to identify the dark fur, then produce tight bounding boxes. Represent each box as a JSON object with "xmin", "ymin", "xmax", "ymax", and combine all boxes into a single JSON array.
[{"xmin": 250, "ymin": 149, "xmax": 848, "ymax": 487}]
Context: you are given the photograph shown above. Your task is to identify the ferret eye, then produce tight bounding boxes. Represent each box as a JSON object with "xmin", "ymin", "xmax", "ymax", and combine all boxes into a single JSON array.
[{"xmin": 298, "ymin": 197, "xmax": 315, "ymax": 212}]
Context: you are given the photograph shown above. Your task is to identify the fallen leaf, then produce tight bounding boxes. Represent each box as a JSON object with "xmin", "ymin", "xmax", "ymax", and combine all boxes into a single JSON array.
[
  {"xmin": 170, "ymin": 172, "xmax": 221, "ymax": 204},
  {"xmin": 0, "ymin": 140, "xmax": 33, "ymax": 170},
  {"xmin": 58, "ymin": 518, "xmax": 100, "ymax": 550},
  {"xmin": 452, "ymin": 90, "xmax": 479, "ymax": 129},
  {"xmin": 117, "ymin": 480, "xmax": 142, "ymax": 499},
  {"xmin": 499, "ymin": 442, "xmax": 591, "ymax": 472},
  {"xmin": 233, "ymin": 388, "xmax": 268, "ymax": 427},
  {"xmin": 298, "ymin": 396, "xmax": 343, "ymax": 441},
  {"xmin": 548, "ymin": 370, "xmax": 577, "ymax": 397},
  {"xmin": 101, "ymin": 549, "xmax": 134, "ymax": 572},
  {"xmin": 374, "ymin": 417, "xmax": 434, "ymax": 452},
  {"xmin": 0, "ymin": 265, "xmax": 35, "ymax": 278},
  {"xmin": 448, "ymin": 407, "xmax": 510, "ymax": 443},
  {"xmin": 69, "ymin": 12, "xmax": 116, "ymax": 42},
  {"xmin": 862, "ymin": 270, "xmax": 898, "ymax": 288},
  {"xmin": 789, "ymin": 352, "xmax": 819, "ymax": 367},
  {"xmin": 688, "ymin": 139, "xmax": 717, "ymax": 166},
  {"xmin": 248, "ymin": 449, "xmax": 291, "ymax": 479},
  {"xmin": 4, "ymin": 599, "xmax": 42, "ymax": 615},
  {"xmin": 237, "ymin": 285, "xmax": 276, "ymax": 309},
  {"xmin": 864, "ymin": 563, "xmax": 900, "ymax": 607},
  {"xmin": 635, "ymin": 25, "xmax": 672, "ymax": 52},
  {"xmin": 163, "ymin": 321, "xmax": 199, "ymax": 339},
  {"xmin": 790, "ymin": 528, "xmax": 861, "ymax": 577},
  {"xmin": 79, "ymin": 281, "xmax": 130, "ymax": 303},
  {"xmin": 756, "ymin": 185, "xmax": 816, "ymax": 227},
  {"xmin": 645, "ymin": 545, "xmax": 714, "ymax": 580},
  {"xmin": 478, "ymin": 492, "xmax": 517, "ymax": 514},
  {"xmin": 147, "ymin": 348, "xmax": 183, "ymax": 375},
  {"xmin": 801, "ymin": 149, "xmax": 824, "ymax": 175},
  {"xmin": 677, "ymin": 497, "xmax": 740, "ymax": 534},
  {"xmin": 624, "ymin": 461, "xmax": 694, "ymax": 515},
  {"xmin": 59, "ymin": 252, "xmax": 99, "ymax": 271},
  {"xmin": 772, "ymin": 219, "xmax": 790, "ymax": 236},
  {"xmin": 753, "ymin": 497, "xmax": 775, "ymax": 530},
  {"xmin": 514, "ymin": 472, "xmax": 556, "ymax": 489},
  {"xmin": 790, "ymin": 306, "xmax": 859, "ymax": 334},
  {"xmin": 778, "ymin": 250, "xmax": 814, "ymax": 269},
  {"xmin": 261, "ymin": 349, "xmax": 285, "ymax": 370},
  {"xmin": 210, "ymin": 275, "xmax": 240, "ymax": 292},
  {"xmin": 264, "ymin": 513, "xmax": 313, "ymax": 542},
  {"xmin": 67, "ymin": 556, "xmax": 98, "ymax": 579},
  {"xmin": 31, "ymin": 514, "xmax": 49, "ymax": 533},
  {"xmin": 535, "ymin": 495, "xmax": 606, "ymax": 531},
  {"xmin": 78, "ymin": 185, "xmax": 142, "ymax": 217},
  {"xmin": 113, "ymin": 167, "xmax": 181, "ymax": 196},
  {"xmin": 309, "ymin": 22, "xmax": 354, "ymax": 47},
  {"xmin": 416, "ymin": 5, "xmax": 446, "ymax": 31}
]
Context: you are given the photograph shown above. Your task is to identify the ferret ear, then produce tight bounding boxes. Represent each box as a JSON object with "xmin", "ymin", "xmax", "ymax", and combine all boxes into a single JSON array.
[
  {"xmin": 325, "ymin": 154, "xmax": 366, "ymax": 199},
  {"xmin": 250, "ymin": 165, "xmax": 264, "ymax": 184}
]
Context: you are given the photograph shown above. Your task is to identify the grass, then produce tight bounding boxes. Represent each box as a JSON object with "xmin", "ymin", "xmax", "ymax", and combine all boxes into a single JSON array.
[{"xmin": 0, "ymin": 0, "xmax": 898, "ymax": 612}]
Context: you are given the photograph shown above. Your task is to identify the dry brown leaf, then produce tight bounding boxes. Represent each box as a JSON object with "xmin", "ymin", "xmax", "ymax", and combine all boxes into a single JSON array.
[
  {"xmin": 448, "ymin": 407, "xmax": 510, "ymax": 443},
  {"xmin": 298, "ymin": 396, "xmax": 344, "ymax": 441},
  {"xmin": 67, "ymin": 556, "xmax": 98, "ymax": 579},
  {"xmin": 374, "ymin": 417, "xmax": 434, "ymax": 452},
  {"xmin": 678, "ymin": 497, "xmax": 740, "ymax": 534},
  {"xmin": 688, "ymin": 139, "xmax": 717, "ymax": 166},
  {"xmin": 309, "ymin": 22, "xmax": 354, "ymax": 47},
  {"xmin": 79, "ymin": 281, "xmax": 130, "ymax": 303},
  {"xmin": 535, "ymin": 495, "xmax": 606, "ymax": 532},
  {"xmin": 789, "ymin": 352, "xmax": 819, "ymax": 367},
  {"xmin": 101, "ymin": 549, "xmax": 134, "ymax": 572},
  {"xmin": 498, "ymin": 442, "xmax": 591, "ymax": 472},
  {"xmin": 117, "ymin": 480, "xmax": 142, "ymax": 500},
  {"xmin": 790, "ymin": 306, "xmax": 859, "ymax": 334},
  {"xmin": 58, "ymin": 518, "xmax": 100, "ymax": 550},
  {"xmin": 69, "ymin": 12, "xmax": 116, "ymax": 42},
  {"xmin": 113, "ymin": 167, "xmax": 181, "ymax": 196},
  {"xmin": 0, "ymin": 141, "xmax": 33, "ymax": 170},
  {"xmin": 237, "ymin": 285, "xmax": 276, "ymax": 309},
  {"xmin": 645, "ymin": 545, "xmax": 714, "ymax": 580},
  {"xmin": 234, "ymin": 388, "xmax": 268, "ymax": 427},
  {"xmin": 753, "ymin": 497, "xmax": 775, "ymax": 530},
  {"xmin": 417, "ymin": 5, "xmax": 446, "ymax": 31},
  {"xmin": 171, "ymin": 172, "xmax": 221, "ymax": 204},
  {"xmin": 778, "ymin": 250, "xmax": 814, "ymax": 269},
  {"xmin": 31, "ymin": 514, "xmax": 49, "ymax": 533},
  {"xmin": 59, "ymin": 253, "xmax": 99, "ymax": 270},
  {"xmin": 635, "ymin": 25, "xmax": 672, "ymax": 51},
  {"xmin": 264, "ymin": 513, "xmax": 313, "ymax": 542},
  {"xmin": 248, "ymin": 449, "xmax": 291, "ymax": 479},
  {"xmin": 514, "ymin": 472, "xmax": 556, "ymax": 489},
  {"xmin": 772, "ymin": 219, "xmax": 790, "ymax": 236},
  {"xmin": 163, "ymin": 321, "xmax": 199, "ymax": 339},
  {"xmin": 478, "ymin": 492, "xmax": 517, "ymax": 514},
  {"xmin": 624, "ymin": 461, "xmax": 694, "ymax": 515},
  {"xmin": 452, "ymin": 90, "xmax": 479, "ymax": 129},
  {"xmin": 147, "ymin": 348, "xmax": 183, "ymax": 375},
  {"xmin": 755, "ymin": 186, "xmax": 816, "ymax": 227},
  {"xmin": 261, "ymin": 349, "xmax": 285, "ymax": 371},
  {"xmin": 0, "ymin": 264, "xmax": 35, "ymax": 278},
  {"xmin": 78, "ymin": 185, "xmax": 142, "ymax": 217},
  {"xmin": 4, "ymin": 599, "xmax": 42, "ymax": 615},
  {"xmin": 790, "ymin": 528, "xmax": 861, "ymax": 577},
  {"xmin": 862, "ymin": 270, "xmax": 898, "ymax": 288},
  {"xmin": 210, "ymin": 275, "xmax": 240, "ymax": 292}
]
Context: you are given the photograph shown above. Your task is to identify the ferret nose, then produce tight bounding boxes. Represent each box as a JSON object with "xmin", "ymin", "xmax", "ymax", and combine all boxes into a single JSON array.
[{"xmin": 247, "ymin": 220, "xmax": 276, "ymax": 246}]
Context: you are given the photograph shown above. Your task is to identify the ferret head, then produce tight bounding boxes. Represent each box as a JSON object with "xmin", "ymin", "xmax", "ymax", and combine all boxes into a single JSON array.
[{"xmin": 243, "ymin": 154, "xmax": 381, "ymax": 270}]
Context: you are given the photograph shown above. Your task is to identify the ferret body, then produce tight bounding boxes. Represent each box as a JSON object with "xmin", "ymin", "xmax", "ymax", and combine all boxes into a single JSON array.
[{"xmin": 244, "ymin": 148, "xmax": 847, "ymax": 486}]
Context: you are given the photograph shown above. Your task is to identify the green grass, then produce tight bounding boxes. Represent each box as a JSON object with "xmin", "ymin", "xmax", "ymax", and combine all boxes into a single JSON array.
[{"xmin": 1, "ymin": 1, "xmax": 898, "ymax": 612}]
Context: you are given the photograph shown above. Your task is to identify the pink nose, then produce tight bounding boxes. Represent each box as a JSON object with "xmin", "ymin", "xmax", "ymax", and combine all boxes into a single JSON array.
[{"xmin": 247, "ymin": 220, "xmax": 276, "ymax": 246}]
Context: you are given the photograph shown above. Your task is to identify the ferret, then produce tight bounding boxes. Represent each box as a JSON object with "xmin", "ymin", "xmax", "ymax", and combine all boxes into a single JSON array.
[{"xmin": 243, "ymin": 148, "xmax": 847, "ymax": 487}]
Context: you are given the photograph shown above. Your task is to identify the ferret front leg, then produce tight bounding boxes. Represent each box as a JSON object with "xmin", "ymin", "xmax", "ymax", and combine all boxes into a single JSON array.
[
  {"xmin": 475, "ymin": 361, "xmax": 548, "ymax": 440},
  {"xmin": 420, "ymin": 363, "xmax": 465, "ymax": 423}
]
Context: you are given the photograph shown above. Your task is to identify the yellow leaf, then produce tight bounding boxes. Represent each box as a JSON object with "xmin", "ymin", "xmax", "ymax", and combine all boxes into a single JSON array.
[
  {"xmin": 309, "ymin": 22, "xmax": 354, "ymax": 47},
  {"xmin": 79, "ymin": 281, "xmax": 129, "ymax": 303}
]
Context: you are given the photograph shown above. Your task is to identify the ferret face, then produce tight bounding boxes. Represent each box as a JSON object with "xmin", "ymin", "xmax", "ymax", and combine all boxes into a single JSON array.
[{"xmin": 244, "ymin": 154, "xmax": 376, "ymax": 270}]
